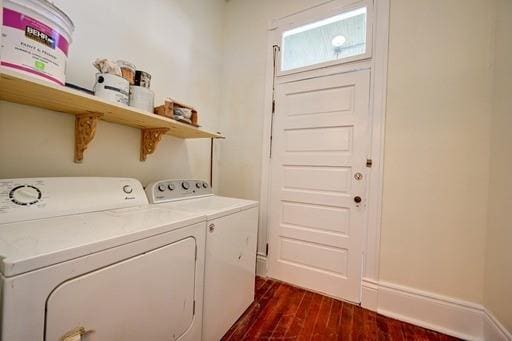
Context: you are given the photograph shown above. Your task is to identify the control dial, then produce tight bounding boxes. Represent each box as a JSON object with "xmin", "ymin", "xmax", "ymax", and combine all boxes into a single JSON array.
[
  {"xmin": 9, "ymin": 185, "xmax": 42, "ymax": 206},
  {"xmin": 158, "ymin": 184, "xmax": 166, "ymax": 192},
  {"xmin": 202, "ymin": 182, "xmax": 208, "ymax": 189},
  {"xmin": 195, "ymin": 182, "xmax": 201, "ymax": 189},
  {"xmin": 181, "ymin": 181, "xmax": 190, "ymax": 190},
  {"xmin": 168, "ymin": 184, "xmax": 176, "ymax": 191}
]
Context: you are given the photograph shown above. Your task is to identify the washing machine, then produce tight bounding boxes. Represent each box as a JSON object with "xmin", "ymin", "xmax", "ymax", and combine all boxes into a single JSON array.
[
  {"xmin": 0, "ymin": 177, "xmax": 206, "ymax": 341},
  {"xmin": 145, "ymin": 179, "xmax": 259, "ymax": 341}
]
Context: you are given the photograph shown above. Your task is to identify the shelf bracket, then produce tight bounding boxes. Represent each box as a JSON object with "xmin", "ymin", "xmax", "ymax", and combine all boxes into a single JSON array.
[
  {"xmin": 74, "ymin": 113, "xmax": 102, "ymax": 163},
  {"xmin": 140, "ymin": 128, "xmax": 169, "ymax": 161}
]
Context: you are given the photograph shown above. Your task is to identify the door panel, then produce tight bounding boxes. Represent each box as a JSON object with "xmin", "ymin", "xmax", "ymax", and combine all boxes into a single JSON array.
[
  {"xmin": 282, "ymin": 201, "xmax": 350, "ymax": 234},
  {"xmin": 282, "ymin": 166, "xmax": 352, "ymax": 192},
  {"xmin": 45, "ymin": 238, "xmax": 197, "ymax": 341},
  {"xmin": 286, "ymin": 86, "xmax": 354, "ymax": 115},
  {"xmin": 285, "ymin": 126, "xmax": 352, "ymax": 152},
  {"xmin": 268, "ymin": 70, "xmax": 370, "ymax": 302},
  {"xmin": 280, "ymin": 238, "xmax": 348, "ymax": 275}
]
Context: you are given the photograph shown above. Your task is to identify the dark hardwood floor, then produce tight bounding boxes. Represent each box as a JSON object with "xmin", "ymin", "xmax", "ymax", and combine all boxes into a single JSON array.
[{"xmin": 222, "ymin": 277, "xmax": 461, "ymax": 341}]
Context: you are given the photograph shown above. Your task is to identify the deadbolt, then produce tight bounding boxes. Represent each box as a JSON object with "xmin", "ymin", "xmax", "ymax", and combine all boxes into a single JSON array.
[
  {"xmin": 354, "ymin": 196, "xmax": 362, "ymax": 204},
  {"xmin": 354, "ymin": 172, "xmax": 363, "ymax": 181}
]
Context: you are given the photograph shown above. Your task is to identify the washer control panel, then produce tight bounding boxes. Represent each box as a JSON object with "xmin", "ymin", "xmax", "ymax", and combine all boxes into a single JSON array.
[
  {"xmin": 146, "ymin": 180, "xmax": 212, "ymax": 203},
  {"xmin": 0, "ymin": 178, "xmax": 148, "ymax": 224}
]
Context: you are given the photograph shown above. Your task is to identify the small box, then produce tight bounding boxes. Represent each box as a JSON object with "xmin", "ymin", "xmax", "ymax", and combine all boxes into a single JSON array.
[{"xmin": 154, "ymin": 99, "xmax": 198, "ymax": 126}]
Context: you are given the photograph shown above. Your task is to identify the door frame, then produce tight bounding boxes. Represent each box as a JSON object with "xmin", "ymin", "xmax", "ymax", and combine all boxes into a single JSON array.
[{"xmin": 258, "ymin": 0, "xmax": 389, "ymax": 308}]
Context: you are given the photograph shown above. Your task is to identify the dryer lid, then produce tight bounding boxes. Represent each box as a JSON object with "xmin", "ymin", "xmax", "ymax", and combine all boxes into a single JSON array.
[
  {"xmin": 160, "ymin": 195, "xmax": 258, "ymax": 219},
  {"xmin": 0, "ymin": 206, "xmax": 205, "ymax": 277},
  {"xmin": 0, "ymin": 177, "xmax": 149, "ymax": 224}
]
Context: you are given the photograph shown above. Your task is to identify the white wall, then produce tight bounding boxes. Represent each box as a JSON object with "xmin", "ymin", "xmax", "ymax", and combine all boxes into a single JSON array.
[
  {"xmin": 220, "ymin": 0, "xmax": 495, "ymax": 306},
  {"xmin": 0, "ymin": 0, "xmax": 225, "ymax": 186},
  {"xmin": 380, "ymin": 0, "xmax": 494, "ymax": 304},
  {"xmin": 485, "ymin": 0, "xmax": 512, "ymax": 332}
]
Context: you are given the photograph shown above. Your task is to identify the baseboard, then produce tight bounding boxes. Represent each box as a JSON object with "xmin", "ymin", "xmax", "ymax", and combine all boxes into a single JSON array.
[
  {"xmin": 377, "ymin": 281, "xmax": 483, "ymax": 340},
  {"xmin": 483, "ymin": 309, "xmax": 512, "ymax": 341},
  {"xmin": 361, "ymin": 278, "xmax": 379, "ymax": 311},
  {"xmin": 256, "ymin": 253, "xmax": 267, "ymax": 276},
  {"xmin": 361, "ymin": 280, "xmax": 511, "ymax": 340}
]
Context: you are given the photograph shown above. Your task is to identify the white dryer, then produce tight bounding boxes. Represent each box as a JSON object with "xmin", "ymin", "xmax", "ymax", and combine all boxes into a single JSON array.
[
  {"xmin": 145, "ymin": 180, "xmax": 259, "ymax": 341},
  {"xmin": 0, "ymin": 177, "xmax": 206, "ymax": 341}
]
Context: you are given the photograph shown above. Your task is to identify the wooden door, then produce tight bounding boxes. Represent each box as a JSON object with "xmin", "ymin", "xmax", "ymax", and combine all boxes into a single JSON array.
[{"xmin": 268, "ymin": 69, "xmax": 370, "ymax": 302}]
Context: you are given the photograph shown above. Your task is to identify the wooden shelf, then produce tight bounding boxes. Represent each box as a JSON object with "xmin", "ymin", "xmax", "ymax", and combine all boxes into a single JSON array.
[
  {"xmin": 0, "ymin": 68, "xmax": 223, "ymax": 139},
  {"xmin": 0, "ymin": 67, "xmax": 223, "ymax": 162}
]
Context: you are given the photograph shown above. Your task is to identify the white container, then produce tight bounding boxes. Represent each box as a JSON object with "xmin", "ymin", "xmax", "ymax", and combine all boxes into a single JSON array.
[
  {"xmin": 1, "ymin": 0, "xmax": 74, "ymax": 85},
  {"xmin": 94, "ymin": 73, "xmax": 129, "ymax": 105},
  {"xmin": 129, "ymin": 86, "xmax": 154, "ymax": 112}
]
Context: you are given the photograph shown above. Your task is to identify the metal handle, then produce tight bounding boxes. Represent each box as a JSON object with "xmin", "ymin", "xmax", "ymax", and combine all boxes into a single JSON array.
[
  {"xmin": 208, "ymin": 223, "xmax": 215, "ymax": 232},
  {"xmin": 354, "ymin": 196, "xmax": 362, "ymax": 204}
]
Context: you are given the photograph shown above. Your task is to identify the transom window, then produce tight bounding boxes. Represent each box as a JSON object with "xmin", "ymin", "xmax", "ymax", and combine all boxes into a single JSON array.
[{"xmin": 281, "ymin": 6, "xmax": 368, "ymax": 72}]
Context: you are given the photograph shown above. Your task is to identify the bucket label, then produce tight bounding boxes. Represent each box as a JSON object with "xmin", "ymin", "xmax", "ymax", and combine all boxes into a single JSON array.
[
  {"xmin": 25, "ymin": 26, "xmax": 57, "ymax": 49},
  {"xmin": 1, "ymin": 8, "xmax": 70, "ymax": 85}
]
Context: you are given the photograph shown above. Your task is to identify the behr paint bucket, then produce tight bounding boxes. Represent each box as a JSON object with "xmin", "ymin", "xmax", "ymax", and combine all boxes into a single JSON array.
[{"xmin": 1, "ymin": 0, "xmax": 74, "ymax": 85}]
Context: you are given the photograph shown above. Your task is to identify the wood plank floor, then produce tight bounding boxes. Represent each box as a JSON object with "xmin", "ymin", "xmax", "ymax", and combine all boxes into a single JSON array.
[{"xmin": 222, "ymin": 277, "xmax": 461, "ymax": 341}]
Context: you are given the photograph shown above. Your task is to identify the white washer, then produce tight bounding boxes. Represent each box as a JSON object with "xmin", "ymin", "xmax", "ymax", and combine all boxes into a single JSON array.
[
  {"xmin": 145, "ymin": 179, "xmax": 259, "ymax": 341},
  {"xmin": 0, "ymin": 177, "xmax": 206, "ymax": 341}
]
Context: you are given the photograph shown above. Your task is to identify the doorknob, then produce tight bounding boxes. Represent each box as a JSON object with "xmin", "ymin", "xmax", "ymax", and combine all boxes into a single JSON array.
[
  {"xmin": 354, "ymin": 196, "xmax": 362, "ymax": 204},
  {"xmin": 208, "ymin": 223, "xmax": 215, "ymax": 232}
]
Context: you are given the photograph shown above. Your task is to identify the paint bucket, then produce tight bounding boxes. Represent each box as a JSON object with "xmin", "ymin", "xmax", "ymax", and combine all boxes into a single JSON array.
[
  {"xmin": 134, "ymin": 70, "xmax": 151, "ymax": 88},
  {"xmin": 129, "ymin": 86, "xmax": 154, "ymax": 112},
  {"xmin": 94, "ymin": 73, "xmax": 129, "ymax": 105},
  {"xmin": 1, "ymin": 0, "xmax": 74, "ymax": 85}
]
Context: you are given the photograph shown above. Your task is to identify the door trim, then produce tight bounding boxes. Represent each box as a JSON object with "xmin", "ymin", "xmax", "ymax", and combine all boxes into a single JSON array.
[{"xmin": 258, "ymin": 0, "xmax": 389, "ymax": 302}]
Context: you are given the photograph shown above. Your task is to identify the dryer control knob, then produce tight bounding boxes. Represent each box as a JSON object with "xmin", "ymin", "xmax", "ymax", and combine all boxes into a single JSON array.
[
  {"xmin": 181, "ymin": 181, "xmax": 190, "ymax": 190},
  {"xmin": 123, "ymin": 185, "xmax": 133, "ymax": 194},
  {"xmin": 158, "ymin": 184, "xmax": 166, "ymax": 192},
  {"xmin": 202, "ymin": 182, "xmax": 208, "ymax": 189},
  {"xmin": 196, "ymin": 182, "xmax": 201, "ymax": 189},
  {"xmin": 10, "ymin": 185, "xmax": 41, "ymax": 206}
]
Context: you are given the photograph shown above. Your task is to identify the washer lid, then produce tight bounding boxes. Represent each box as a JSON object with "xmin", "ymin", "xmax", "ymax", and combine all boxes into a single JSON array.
[
  {"xmin": 0, "ymin": 206, "xmax": 205, "ymax": 277},
  {"xmin": 158, "ymin": 195, "xmax": 258, "ymax": 220}
]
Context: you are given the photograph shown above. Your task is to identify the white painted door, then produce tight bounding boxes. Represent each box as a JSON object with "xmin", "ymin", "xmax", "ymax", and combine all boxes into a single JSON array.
[
  {"xmin": 268, "ymin": 68, "xmax": 371, "ymax": 302},
  {"xmin": 45, "ymin": 238, "xmax": 198, "ymax": 341}
]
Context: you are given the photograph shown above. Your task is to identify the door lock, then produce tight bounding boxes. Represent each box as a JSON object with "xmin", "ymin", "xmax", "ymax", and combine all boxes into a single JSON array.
[
  {"xmin": 354, "ymin": 172, "xmax": 363, "ymax": 181},
  {"xmin": 354, "ymin": 196, "xmax": 362, "ymax": 204}
]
